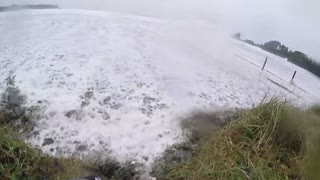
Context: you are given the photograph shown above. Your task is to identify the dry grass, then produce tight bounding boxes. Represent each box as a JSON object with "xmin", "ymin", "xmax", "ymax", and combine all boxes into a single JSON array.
[{"xmin": 167, "ymin": 100, "xmax": 320, "ymax": 180}]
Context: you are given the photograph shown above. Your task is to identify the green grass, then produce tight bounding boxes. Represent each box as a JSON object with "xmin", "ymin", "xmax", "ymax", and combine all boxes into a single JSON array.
[
  {"xmin": 0, "ymin": 126, "xmax": 45, "ymax": 179},
  {"xmin": 167, "ymin": 100, "xmax": 320, "ymax": 180},
  {"xmin": 0, "ymin": 109, "xmax": 103, "ymax": 180},
  {"xmin": 0, "ymin": 126, "xmax": 100, "ymax": 180},
  {"xmin": 310, "ymin": 105, "xmax": 320, "ymax": 116}
]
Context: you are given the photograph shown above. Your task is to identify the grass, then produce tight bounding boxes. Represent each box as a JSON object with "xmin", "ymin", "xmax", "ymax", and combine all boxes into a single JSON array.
[
  {"xmin": 0, "ymin": 111, "xmax": 101, "ymax": 180},
  {"xmin": 0, "ymin": 126, "xmax": 44, "ymax": 179},
  {"xmin": 0, "ymin": 126, "xmax": 100, "ymax": 180},
  {"xmin": 167, "ymin": 100, "xmax": 320, "ymax": 180}
]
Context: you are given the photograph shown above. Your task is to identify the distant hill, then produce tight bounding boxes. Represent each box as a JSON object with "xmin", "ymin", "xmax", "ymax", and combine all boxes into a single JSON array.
[{"xmin": 0, "ymin": 4, "xmax": 59, "ymax": 12}]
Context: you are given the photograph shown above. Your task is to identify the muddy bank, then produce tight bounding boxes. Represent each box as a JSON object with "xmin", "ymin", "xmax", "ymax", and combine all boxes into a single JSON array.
[{"xmin": 150, "ymin": 109, "xmax": 239, "ymax": 179}]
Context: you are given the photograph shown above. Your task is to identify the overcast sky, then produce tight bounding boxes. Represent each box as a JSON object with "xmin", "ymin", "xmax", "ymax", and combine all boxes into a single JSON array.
[{"xmin": 2, "ymin": 0, "xmax": 320, "ymax": 60}]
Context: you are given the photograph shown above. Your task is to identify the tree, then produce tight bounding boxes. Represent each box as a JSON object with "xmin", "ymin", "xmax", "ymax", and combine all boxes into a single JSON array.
[
  {"xmin": 261, "ymin": 41, "xmax": 289, "ymax": 58},
  {"xmin": 233, "ymin": 33, "xmax": 241, "ymax": 40}
]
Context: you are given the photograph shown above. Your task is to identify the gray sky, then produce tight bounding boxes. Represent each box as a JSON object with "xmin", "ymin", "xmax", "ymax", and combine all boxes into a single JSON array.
[{"xmin": 2, "ymin": 0, "xmax": 320, "ymax": 60}]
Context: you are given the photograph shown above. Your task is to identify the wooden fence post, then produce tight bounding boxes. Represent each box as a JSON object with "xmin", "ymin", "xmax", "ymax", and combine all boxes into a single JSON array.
[
  {"xmin": 262, "ymin": 57, "xmax": 268, "ymax": 70},
  {"xmin": 292, "ymin": 70, "xmax": 297, "ymax": 80}
]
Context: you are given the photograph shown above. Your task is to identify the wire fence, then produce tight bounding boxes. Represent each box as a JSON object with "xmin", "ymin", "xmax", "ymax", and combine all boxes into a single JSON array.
[{"xmin": 234, "ymin": 53, "xmax": 313, "ymax": 96}]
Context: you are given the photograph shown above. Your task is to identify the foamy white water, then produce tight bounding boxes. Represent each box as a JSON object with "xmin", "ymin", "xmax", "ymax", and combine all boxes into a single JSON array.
[{"xmin": 0, "ymin": 9, "xmax": 319, "ymax": 166}]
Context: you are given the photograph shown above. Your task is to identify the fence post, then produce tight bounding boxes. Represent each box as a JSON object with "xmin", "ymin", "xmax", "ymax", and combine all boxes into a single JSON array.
[
  {"xmin": 292, "ymin": 70, "xmax": 297, "ymax": 80},
  {"xmin": 262, "ymin": 57, "xmax": 268, "ymax": 70}
]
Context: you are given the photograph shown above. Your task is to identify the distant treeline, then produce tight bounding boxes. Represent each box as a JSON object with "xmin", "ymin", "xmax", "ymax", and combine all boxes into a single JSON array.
[
  {"xmin": 233, "ymin": 33, "xmax": 320, "ymax": 78},
  {"xmin": 0, "ymin": 4, "xmax": 59, "ymax": 12}
]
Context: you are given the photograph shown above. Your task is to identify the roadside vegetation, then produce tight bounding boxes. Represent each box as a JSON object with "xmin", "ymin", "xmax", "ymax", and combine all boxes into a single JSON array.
[{"xmin": 167, "ymin": 100, "xmax": 320, "ymax": 180}]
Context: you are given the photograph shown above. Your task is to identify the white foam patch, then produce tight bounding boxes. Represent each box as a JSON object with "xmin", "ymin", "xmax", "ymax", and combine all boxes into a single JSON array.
[{"xmin": 0, "ymin": 10, "xmax": 319, "ymax": 166}]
